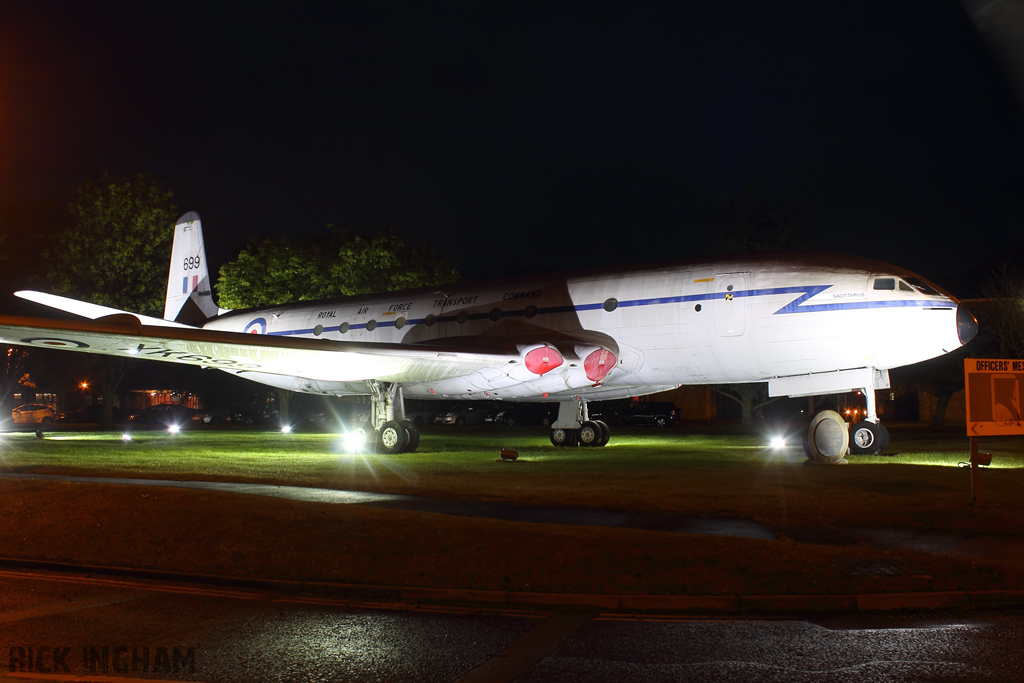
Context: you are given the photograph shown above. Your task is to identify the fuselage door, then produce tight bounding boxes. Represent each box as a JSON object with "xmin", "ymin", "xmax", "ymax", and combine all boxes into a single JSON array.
[{"xmin": 714, "ymin": 274, "xmax": 747, "ymax": 337}]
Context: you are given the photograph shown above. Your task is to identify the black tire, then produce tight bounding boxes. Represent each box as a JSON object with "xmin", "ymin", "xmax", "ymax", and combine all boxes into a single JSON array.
[
  {"xmin": 40, "ymin": 416, "xmax": 54, "ymax": 426},
  {"xmin": 654, "ymin": 415, "xmax": 667, "ymax": 427},
  {"xmin": 805, "ymin": 410, "xmax": 849, "ymax": 464},
  {"xmin": 506, "ymin": 417, "xmax": 517, "ymax": 428},
  {"xmin": 850, "ymin": 420, "xmax": 883, "ymax": 455},
  {"xmin": 455, "ymin": 416, "xmax": 466, "ymax": 426},
  {"xmin": 877, "ymin": 422, "xmax": 890, "ymax": 453},
  {"xmin": 578, "ymin": 421, "xmax": 602, "ymax": 447},
  {"xmin": 550, "ymin": 428, "xmax": 576, "ymax": 447},
  {"xmin": 594, "ymin": 420, "xmax": 611, "ymax": 447},
  {"xmin": 378, "ymin": 420, "xmax": 409, "ymax": 454},
  {"xmin": 399, "ymin": 420, "xmax": 420, "ymax": 452}
]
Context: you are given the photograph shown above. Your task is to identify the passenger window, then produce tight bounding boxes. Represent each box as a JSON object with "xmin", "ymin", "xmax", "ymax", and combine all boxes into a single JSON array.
[
  {"xmin": 873, "ymin": 278, "xmax": 895, "ymax": 290},
  {"xmin": 898, "ymin": 281, "xmax": 914, "ymax": 292}
]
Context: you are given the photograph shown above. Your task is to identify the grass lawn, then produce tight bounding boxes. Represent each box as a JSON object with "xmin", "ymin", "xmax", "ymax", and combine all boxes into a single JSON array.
[
  {"xmin": 1, "ymin": 423, "xmax": 1021, "ymax": 596},
  {"xmin": 1, "ymin": 423, "xmax": 1021, "ymax": 532}
]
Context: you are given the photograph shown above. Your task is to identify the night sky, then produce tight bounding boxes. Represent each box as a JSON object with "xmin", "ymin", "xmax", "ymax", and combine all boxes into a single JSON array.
[{"xmin": 2, "ymin": 1, "xmax": 1023, "ymax": 290}]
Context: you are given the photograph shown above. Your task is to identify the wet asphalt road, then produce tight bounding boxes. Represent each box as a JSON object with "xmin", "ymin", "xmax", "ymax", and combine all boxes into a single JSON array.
[
  {"xmin": 6, "ymin": 473, "xmax": 1024, "ymax": 563},
  {"xmin": 2, "ymin": 570, "xmax": 1023, "ymax": 682}
]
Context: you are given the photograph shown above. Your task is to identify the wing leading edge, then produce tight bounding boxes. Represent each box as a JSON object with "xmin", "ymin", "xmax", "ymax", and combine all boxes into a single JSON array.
[{"xmin": 0, "ymin": 314, "xmax": 520, "ymax": 385}]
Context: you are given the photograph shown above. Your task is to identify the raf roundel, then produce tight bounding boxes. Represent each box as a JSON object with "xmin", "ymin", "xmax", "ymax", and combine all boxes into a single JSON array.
[
  {"xmin": 243, "ymin": 318, "xmax": 268, "ymax": 335},
  {"xmin": 21, "ymin": 337, "xmax": 90, "ymax": 349}
]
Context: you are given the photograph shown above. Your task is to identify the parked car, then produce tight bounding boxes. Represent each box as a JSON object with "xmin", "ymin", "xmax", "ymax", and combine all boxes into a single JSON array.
[
  {"xmin": 404, "ymin": 401, "xmax": 438, "ymax": 426},
  {"xmin": 486, "ymin": 403, "xmax": 553, "ymax": 427},
  {"xmin": 587, "ymin": 400, "xmax": 630, "ymax": 426},
  {"xmin": 12, "ymin": 403, "xmax": 55, "ymax": 426},
  {"xmin": 620, "ymin": 402, "xmax": 679, "ymax": 427},
  {"xmin": 57, "ymin": 406, "xmax": 129, "ymax": 424},
  {"xmin": 199, "ymin": 403, "xmax": 268, "ymax": 425},
  {"xmin": 434, "ymin": 402, "xmax": 496, "ymax": 426},
  {"xmin": 129, "ymin": 403, "xmax": 201, "ymax": 426}
]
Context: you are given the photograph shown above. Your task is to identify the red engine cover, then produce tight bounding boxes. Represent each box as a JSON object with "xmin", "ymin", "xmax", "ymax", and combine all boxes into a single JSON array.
[
  {"xmin": 584, "ymin": 348, "xmax": 617, "ymax": 382},
  {"xmin": 524, "ymin": 346, "xmax": 564, "ymax": 375}
]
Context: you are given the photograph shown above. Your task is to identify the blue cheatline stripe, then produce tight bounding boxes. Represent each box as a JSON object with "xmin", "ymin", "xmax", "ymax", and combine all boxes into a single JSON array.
[{"xmin": 251, "ymin": 284, "xmax": 957, "ymax": 337}]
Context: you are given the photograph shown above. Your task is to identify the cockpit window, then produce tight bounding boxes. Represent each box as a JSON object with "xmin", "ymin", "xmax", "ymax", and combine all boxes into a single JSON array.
[
  {"xmin": 898, "ymin": 280, "xmax": 914, "ymax": 292},
  {"xmin": 905, "ymin": 277, "xmax": 940, "ymax": 296},
  {"xmin": 873, "ymin": 278, "xmax": 895, "ymax": 290}
]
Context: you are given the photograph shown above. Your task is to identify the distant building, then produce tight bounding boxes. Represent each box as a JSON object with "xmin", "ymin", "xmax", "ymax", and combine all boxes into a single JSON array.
[{"xmin": 128, "ymin": 389, "xmax": 201, "ymax": 411}]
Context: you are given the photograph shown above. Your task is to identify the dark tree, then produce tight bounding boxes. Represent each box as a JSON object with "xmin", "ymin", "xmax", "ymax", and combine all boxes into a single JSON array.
[
  {"xmin": 710, "ymin": 382, "xmax": 779, "ymax": 428},
  {"xmin": 0, "ymin": 347, "xmax": 33, "ymax": 419},
  {"xmin": 0, "ymin": 197, "xmax": 70, "ymax": 295},
  {"xmin": 891, "ymin": 349, "xmax": 970, "ymax": 426},
  {"xmin": 48, "ymin": 173, "xmax": 177, "ymax": 315},
  {"xmin": 216, "ymin": 228, "xmax": 461, "ymax": 309},
  {"xmin": 45, "ymin": 173, "xmax": 178, "ymax": 428},
  {"xmin": 710, "ymin": 184, "xmax": 803, "ymax": 254},
  {"xmin": 979, "ymin": 263, "xmax": 1024, "ymax": 359}
]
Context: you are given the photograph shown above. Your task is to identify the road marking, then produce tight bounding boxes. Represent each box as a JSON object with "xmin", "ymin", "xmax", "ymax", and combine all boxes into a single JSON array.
[
  {"xmin": 0, "ymin": 673, "xmax": 204, "ymax": 683},
  {"xmin": 0, "ymin": 569, "xmax": 268, "ymax": 601},
  {"xmin": 0, "ymin": 591, "xmax": 152, "ymax": 625},
  {"xmin": 0, "ymin": 568, "xmax": 548, "ymax": 618},
  {"xmin": 453, "ymin": 607, "xmax": 594, "ymax": 683}
]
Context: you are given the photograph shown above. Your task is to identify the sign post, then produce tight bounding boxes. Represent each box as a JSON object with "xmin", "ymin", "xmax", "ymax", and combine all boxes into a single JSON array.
[{"xmin": 963, "ymin": 359, "xmax": 1024, "ymax": 504}]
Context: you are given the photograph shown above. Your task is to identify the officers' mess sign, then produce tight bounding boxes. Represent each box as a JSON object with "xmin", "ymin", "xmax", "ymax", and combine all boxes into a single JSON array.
[{"xmin": 964, "ymin": 358, "xmax": 1024, "ymax": 436}]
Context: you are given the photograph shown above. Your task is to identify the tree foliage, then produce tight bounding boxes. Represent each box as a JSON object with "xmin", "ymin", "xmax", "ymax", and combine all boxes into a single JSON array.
[
  {"xmin": 0, "ymin": 347, "xmax": 33, "ymax": 416},
  {"xmin": 709, "ymin": 382, "xmax": 779, "ymax": 427},
  {"xmin": 216, "ymin": 228, "xmax": 461, "ymax": 309},
  {"xmin": 47, "ymin": 173, "xmax": 177, "ymax": 316},
  {"xmin": 979, "ymin": 263, "xmax": 1024, "ymax": 359},
  {"xmin": 0, "ymin": 198, "xmax": 69, "ymax": 293},
  {"xmin": 711, "ymin": 184, "xmax": 802, "ymax": 253}
]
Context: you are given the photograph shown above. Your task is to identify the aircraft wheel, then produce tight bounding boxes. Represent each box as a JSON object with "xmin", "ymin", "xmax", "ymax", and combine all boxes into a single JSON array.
[
  {"xmin": 578, "ymin": 421, "xmax": 602, "ymax": 447},
  {"xmin": 594, "ymin": 420, "xmax": 611, "ymax": 447},
  {"xmin": 378, "ymin": 420, "xmax": 409, "ymax": 454},
  {"xmin": 550, "ymin": 428, "xmax": 576, "ymax": 447},
  {"xmin": 399, "ymin": 420, "xmax": 420, "ymax": 453},
  {"xmin": 850, "ymin": 420, "xmax": 884, "ymax": 455},
  {"xmin": 877, "ymin": 422, "xmax": 890, "ymax": 452},
  {"xmin": 805, "ymin": 410, "xmax": 849, "ymax": 464}
]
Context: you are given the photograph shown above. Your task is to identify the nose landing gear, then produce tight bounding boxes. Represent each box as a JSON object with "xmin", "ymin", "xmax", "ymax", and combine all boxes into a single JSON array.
[{"xmin": 805, "ymin": 382, "xmax": 889, "ymax": 464}]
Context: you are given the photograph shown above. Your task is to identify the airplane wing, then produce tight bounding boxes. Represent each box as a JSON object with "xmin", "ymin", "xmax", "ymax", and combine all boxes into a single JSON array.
[{"xmin": 0, "ymin": 314, "xmax": 522, "ymax": 384}]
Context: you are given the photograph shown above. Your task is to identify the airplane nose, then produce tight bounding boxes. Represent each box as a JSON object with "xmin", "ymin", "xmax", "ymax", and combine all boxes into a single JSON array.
[{"xmin": 957, "ymin": 304, "xmax": 978, "ymax": 346}]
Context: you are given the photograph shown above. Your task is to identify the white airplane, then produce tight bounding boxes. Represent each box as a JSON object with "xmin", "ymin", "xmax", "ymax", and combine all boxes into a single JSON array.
[{"xmin": 0, "ymin": 212, "xmax": 977, "ymax": 462}]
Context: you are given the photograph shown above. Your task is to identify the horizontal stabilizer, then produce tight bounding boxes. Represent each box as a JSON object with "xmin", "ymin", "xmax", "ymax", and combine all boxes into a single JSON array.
[{"xmin": 15, "ymin": 291, "xmax": 193, "ymax": 328}]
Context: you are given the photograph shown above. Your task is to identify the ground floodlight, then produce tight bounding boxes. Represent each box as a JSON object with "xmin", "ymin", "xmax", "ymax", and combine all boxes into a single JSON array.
[
  {"xmin": 770, "ymin": 436, "xmax": 786, "ymax": 449},
  {"xmin": 168, "ymin": 424, "xmax": 180, "ymax": 434},
  {"xmin": 122, "ymin": 433, "xmax": 132, "ymax": 442},
  {"xmin": 281, "ymin": 425, "xmax": 292, "ymax": 433},
  {"xmin": 343, "ymin": 430, "xmax": 366, "ymax": 453}
]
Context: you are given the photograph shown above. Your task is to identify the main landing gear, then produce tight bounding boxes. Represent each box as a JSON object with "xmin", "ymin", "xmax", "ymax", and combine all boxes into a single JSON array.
[
  {"xmin": 365, "ymin": 381, "xmax": 420, "ymax": 453},
  {"xmin": 549, "ymin": 398, "xmax": 610, "ymax": 448},
  {"xmin": 804, "ymin": 384, "xmax": 889, "ymax": 464}
]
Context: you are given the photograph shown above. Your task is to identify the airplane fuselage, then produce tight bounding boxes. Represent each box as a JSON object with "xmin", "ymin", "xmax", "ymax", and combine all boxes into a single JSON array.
[{"xmin": 202, "ymin": 252, "xmax": 969, "ymax": 402}]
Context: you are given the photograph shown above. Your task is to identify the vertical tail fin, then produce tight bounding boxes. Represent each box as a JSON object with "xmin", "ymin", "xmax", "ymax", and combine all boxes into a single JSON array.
[{"xmin": 164, "ymin": 211, "xmax": 220, "ymax": 325}]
